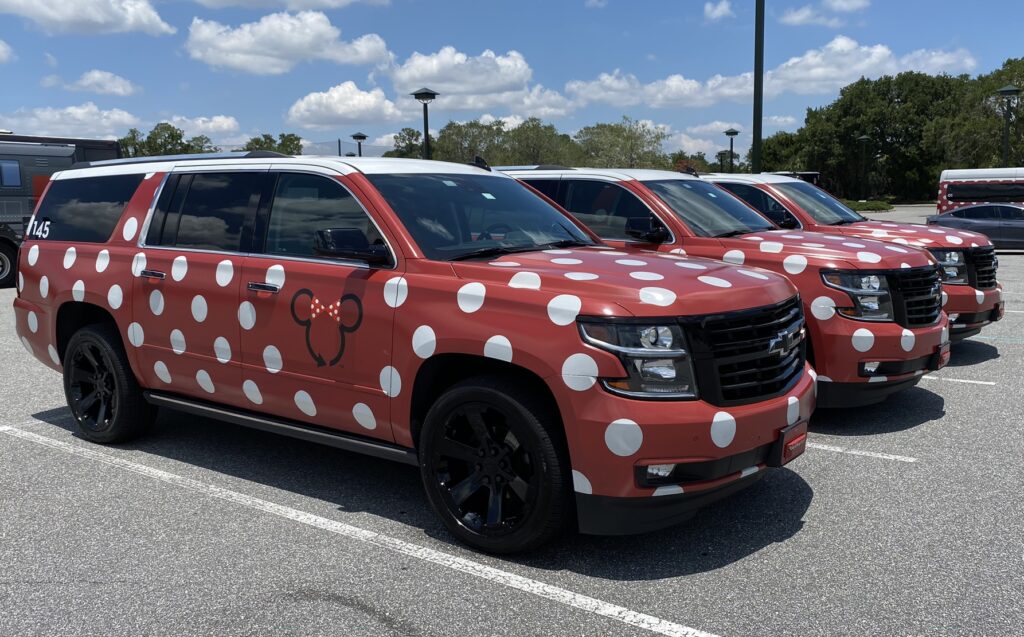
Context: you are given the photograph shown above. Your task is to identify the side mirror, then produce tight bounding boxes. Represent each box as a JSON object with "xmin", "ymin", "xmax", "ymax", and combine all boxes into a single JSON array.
[
  {"xmin": 778, "ymin": 215, "xmax": 799, "ymax": 230},
  {"xmin": 625, "ymin": 217, "xmax": 670, "ymax": 243},
  {"xmin": 313, "ymin": 228, "xmax": 391, "ymax": 265}
]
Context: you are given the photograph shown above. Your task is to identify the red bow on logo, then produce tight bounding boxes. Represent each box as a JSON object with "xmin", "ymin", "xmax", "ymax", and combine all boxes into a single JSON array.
[{"xmin": 310, "ymin": 297, "xmax": 342, "ymax": 323}]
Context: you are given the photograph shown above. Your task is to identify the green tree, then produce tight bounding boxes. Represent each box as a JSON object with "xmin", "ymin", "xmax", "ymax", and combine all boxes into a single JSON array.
[
  {"xmin": 501, "ymin": 118, "xmax": 583, "ymax": 166},
  {"xmin": 382, "ymin": 127, "xmax": 425, "ymax": 158},
  {"xmin": 575, "ymin": 116, "xmax": 670, "ymax": 168},
  {"xmin": 433, "ymin": 120, "xmax": 506, "ymax": 164},
  {"xmin": 242, "ymin": 132, "xmax": 303, "ymax": 155},
  {"xmin": 118, "ymin": 122, "xmax": 219, "ymax": 157}
]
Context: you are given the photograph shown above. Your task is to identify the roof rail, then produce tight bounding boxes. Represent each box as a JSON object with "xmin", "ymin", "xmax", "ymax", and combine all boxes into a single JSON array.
[
  {"xmin": 67, "ymin": 150, "xmax": 289, "ymax": 170},
  {"xmin": 493, "ymin": 165, "xmax": 575, "ymax": 171}
]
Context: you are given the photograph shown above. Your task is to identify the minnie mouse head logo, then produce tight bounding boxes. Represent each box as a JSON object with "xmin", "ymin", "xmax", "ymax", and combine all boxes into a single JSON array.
[{"xmin": 290, "ymin": 289, "xmax": 363, "ymax": 367}]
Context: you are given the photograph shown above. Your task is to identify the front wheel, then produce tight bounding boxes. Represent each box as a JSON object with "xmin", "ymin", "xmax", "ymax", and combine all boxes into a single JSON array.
[
  {"xmin": 0, "ymin": 242, "xmax": 16, "ymax": 288},
  {"xmin": 419, "ymin": 376, "xmax": 572, "ymax": 554}
]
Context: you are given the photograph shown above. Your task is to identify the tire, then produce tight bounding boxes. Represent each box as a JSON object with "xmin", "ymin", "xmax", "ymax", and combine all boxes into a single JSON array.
[
  {"xmin": 63, "ymin": 323, "xmax": 156, "ymax": 444},
  {"xmin": 418, "ymin": 375, "xmax": 572, "ymax": 554},
  {"xmin": 0, "ymin": 242, "xmax": 16, "ymax": 289}
]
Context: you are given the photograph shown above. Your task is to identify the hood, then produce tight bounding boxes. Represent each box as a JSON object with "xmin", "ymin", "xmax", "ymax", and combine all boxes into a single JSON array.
[
  {"xmin": 716, "ymin": 229, "xmax": 936, "ymax": 271},
  {"xmin": 449, "ymin": 246, "xmax": 796, "ymax": 317},
  {"xmin": 831, "ymin": 220, "xmax": 993, "ymax": 249}
]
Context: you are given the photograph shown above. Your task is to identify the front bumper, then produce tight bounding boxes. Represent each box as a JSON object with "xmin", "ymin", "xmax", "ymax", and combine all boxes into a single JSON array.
[{"xmin": 943, "ymin": 284, "xmax": 1004, "ymax": 341}]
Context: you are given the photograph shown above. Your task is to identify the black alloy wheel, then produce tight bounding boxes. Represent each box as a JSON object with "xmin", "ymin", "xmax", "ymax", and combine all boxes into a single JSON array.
[{"xmin": 67, "ymin": 341, "xmax": 119, "ymax": 433}]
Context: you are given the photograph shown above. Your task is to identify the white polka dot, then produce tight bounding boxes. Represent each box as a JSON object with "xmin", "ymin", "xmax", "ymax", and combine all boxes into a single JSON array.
[
  {"xmin": 811, "ymin": 296, "xmax": 836, "ymax": 320},
  {"xmin": 149, "ymin": 289, "xmax": 164, "ymax": 315},
  {"xmin": 787, "ymin": 396, "xmax": 800, "ymax": 425},
  {"xmin": 658, "ymin": 253, "xmax": 686, "ymax": 260},
  {"xmin": 170, "ymin": 329, "xmax": 186, "ymax": 354},
  {"xmin": 900, "ymin": 328, "xmax": 915, "ymax": 352},
  {"xmin": 47, "ymin": 344, "xmax": 60, "ymax": 366},
  {"xmin": 263, "ymin": 345, "xmax": 282, "ymax": 373},
  {"xmin": 457, "ymin": 282, "xmax": 486, "ymax": 313},
  {"xmin": 191, "ymin": 295, "xmax": 208, "ymax": 322},
  {"xmin": 565, "ymin": 272, "xmax": 599, "ymax": 281},
  {"xmin": 26, "ymin": 244, "xmax": 39, "ymax": 266},
  {"xmin": 941, "ymin": 325, "xmax": 949, "ymax": 344},
  {"xmin": 639, "ymin": 287, "xmax": 676, "ymax": 306},
  {"xmin": 783, "ymin": 254, "xmax": 807, "ymax": 274},
  {"xmin": 215, "ymin": 259, "xmax": 234, "ymax": 287},
  {"xmin": 171, "ymin": 255, "xmax": 188, "ymax": 281},
  {"xmin": 928, "ymin": 228, "xmax": 945, "ymax": 234},
  {"xmin": 508, "ymin": 271, "xmax": 541, "ymax": 289},
  {"xmin": 489, "ymin": 261, "xmax": 520, "ymax": 267},
  {"xmin": 653, "ymin": 485, "xmax": 684, "ymax": 496},
  {"xmin": 107, "ymin": 284, "xmax": 122, "ymax": 309},
  {"xmin": 668, "ymin": 248, "xmax": 687, "ymax": 255},
  {"xmin": 710, "ymin": 412, "xmax": 736, "ymax": 448},
  {"xmin": 196, "ymin": 370, "xmax": 215, "ymax": 394},
  {"xmin": 941, "ymin": 291, "xmax": 948, "ymax": 307},
  {"xmin": 294, "ymin": 390, "xmax": 317, "ymax": 416},
  {"xmin": 72, "ymin": 280, "xmax": 85, "ymax": 302},
  {"xmin": 884, "ymin": 245, "xmax": 908, "ymax": 254},
  {"xmin": 561, "ymin": 353, "xmax": 598, "ymax": 391},
  {"xmin": 127, "ymin": 322, "xmax": 144, "ymax": 347},
  {"xmin": 131, "ymin": 252, "xmax": 147, "ymax": 277},
  {"xmin": 484, "ymin": 335, "xmax": 513, "ymax": 362},
  {"xmin": 629, "ymin": 271, "xmax": 664, "ymax": 281},
  {"xmin": 17, "ymin": 271, "xmax": 24, "ymax": 292},
  {"xmin": 95, "ymin": 249, "xmax": 110, "ymax": 273},
  {"xmin": 723, "ymin": 249, "xmax": 745, "ymax": 265},
  {"xmin": 760, "ymin": 241, "xmax": 783, "ymax": 253},
  {"xmin": 238, "ymin": 301, "xmax": 256, "ymax": 330},
  {"xmin": 122, "ymin": 217, "xmax": 139, "ymax": 241},
  {"xmin": 266, "ymin": 264, "xmax": 286, "ymax": 288},
  {"xmin": 745, "ymin": 236, "xmax": 764, "ymax": 241},
  {"xmin": 604, "ymin": 419, "xmax": 643, "ymax": 457},
  {"xmin": 598, "ymin": 250, "xmax": 629, "ymax": 256},
  {"xmin": 900, "ymin": 262, "xmax": 911, "ymax": 269},
  {"xmin": 412, "ymin": 325, "xmax": 436, "ymax": 358},
  {"xmin": 857, "ymin": 251, "xmax": 881, "ymax": 264},
  {"xmin": 26, "ymin": 311, "xmax": 38, "ymax": 333},
  {"xmin": 353, "ymin": 403, "xmax": 376, "ymax": 430},
  {"xmin": 842, "ymin": 242, "xmax": 866, "ymax": 248},
  {"xmin": 737, "ymin": 269, "xmax": 770, "ymax": 280},
  {"xmin": 674, "ymin": 261, "xmax": 707, "ymax": 270},
  {"xmin": 870, "ymin": 230, "xmax": 888, "ymax": 238},
  {"xmin": 213, "ymin": 336, "xmax": 231, "ymax": 363},
  {"xmin": 615, "ymin": 259, "xmax": 647, "ymax": 267},
  {"xmin": 20, "ymin": 336, "xmax": 32, "ymax": 355},
  {"xmin": 698, "ymin": 275, "xmax": 731, "ymax": 288},
  {"xmin": 892, "ymin": 238, "xmax": 910, "ymax": 245},
  {"xmin": 547, "ymin": 294, "xmax": 582, "ymax": 326},
  {"xmin": 852, "ymin": 328, "xmax": 875, "ymax": 352},
  {"xmin": 802, "ymin": 242, "xmax": 825, "ymax": 248},
  {"xmin": 154, "ymin": 361, "xmax": 171, "ymax": 384},
  {"xmin": 380, "ymin": 366, "xmax": 401, "ymax": 397},
  {"xmin": 975, "ymin": 289, "xmax": 984, "ymax": 304},
  {"xmin": 63, "ymin": 247, "xmax": 77, "ymax": 269},
  {"xmin": 39, "ymin": 275, "xmax": 49, "ymax": 298},
  {"xmin": 572, "ymin": 470, "xmax": 593, "ymax": 494},
  {"xmin": 551, "ymin": 257, "xmax": 583, "ymax": 265},
  {"xmin": 782, "ymin": 234, "xmax": 804, "ymax": 239},
  {"xmin": 243, "ymin": 380, "xmax": 263, "ymax": 405}
]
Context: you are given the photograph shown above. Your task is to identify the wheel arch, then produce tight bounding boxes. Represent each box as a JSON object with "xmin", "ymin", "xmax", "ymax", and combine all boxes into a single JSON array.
[{"xmin": 55, "ymin": 301, "xmax": 120, "ymax": 364}]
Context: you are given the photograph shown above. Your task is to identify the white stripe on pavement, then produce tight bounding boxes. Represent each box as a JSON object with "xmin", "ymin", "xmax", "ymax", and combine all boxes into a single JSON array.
[
  {"xmin": 807, "ymin": 442, "xmax": 918, "ymax": 463},
  {"xmin": 0, "ymin": 425, "xmax": 717, "ymax": 637},
  {"xmin": 1003, "ymin": 310, "xmax": 1024, "ymax": 314},
  {"xmin": 921, "ymin": 376, "xmax": 996, "ymax": 386}
]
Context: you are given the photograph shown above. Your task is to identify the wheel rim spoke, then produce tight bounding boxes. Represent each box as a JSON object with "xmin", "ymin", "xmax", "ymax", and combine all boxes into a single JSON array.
[
  {"xmin": 81, "ymin": 345, "xmax": 101, "ymax": 371},
  {"xmin": 77, "ymin": 390, "xmax": 99, "ymax": 413},
  {"xmin": 465, "ymin": 408, "xmax": 489, "ymax": 442},
  {"xmin": 449, "ymin": 472, "xmax": 484, "ymax": 506},
  {"xmin": 507, "ymin": 476, "xmax": 529, "ymax": 502},
  {"xmin": 95, "ymin": 399, "xmax": 109, "ymax": 428},
  {"xmin": 438, "ymin": 438, "xmax": 481, "ymax": 464},
  {"xmin": 485, "ymin": 485, "xmax": 504, "ymax": 526}
]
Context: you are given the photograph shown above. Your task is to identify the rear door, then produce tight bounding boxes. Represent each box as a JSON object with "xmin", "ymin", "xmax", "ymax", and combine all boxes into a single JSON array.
[
  {"xmin": 957, "ymin": 206, "xmax": 1003, "ymax": 239},
  {"xmin": 997, "ymin": 206, "xmax": 1024, "ymax": 247},
  {"xmin": 133, "ymin": 168, "xmax": 268, "ymax": 408}
]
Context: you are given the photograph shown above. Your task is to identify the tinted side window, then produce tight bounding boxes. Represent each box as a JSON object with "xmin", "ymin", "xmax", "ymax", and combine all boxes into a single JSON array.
[
  {"xmin": 1000, "ymin": 206, "xmax": 1024, "ymax": 220},
  {"xmin": 521, "ymin": 178, "xmax": 560, "ymax": 201},
  {"xmin": 561, "ymin": 180, "xmax": 660, "ymax": 240},
  {"xmin": 947, "ymin": 182, "xmax": 1024, "ymax": 202},
  {"xmin": 32, "ymin": 173, "xmax": 144, "ymax": 242},
  {"xmin": 962, "ymin": 207, "xmax": 998, "ymax": 220},
  {"xmin": 171, "ymin": 172, "xmax": 263, "ymax": 251},
  {"xmin": 0, "ymin": 160, "xmax": 21, "ymax": 187},
  {"xmin": 264, "ymin": 173, "xmax": 389, "ymax": 262}
]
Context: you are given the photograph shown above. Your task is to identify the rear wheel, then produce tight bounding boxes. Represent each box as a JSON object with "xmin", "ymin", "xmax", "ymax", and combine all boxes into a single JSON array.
[
  {"xmin": 0, "ymin": 242, "xmax": 16, "ymax": 289},
  {"xmin": 419, "ymin": 376, "xmax": 571, "ymax": 553},
  {"xmin": 63, "ymin": 324, "xmax": 156, "ymax": 443}
]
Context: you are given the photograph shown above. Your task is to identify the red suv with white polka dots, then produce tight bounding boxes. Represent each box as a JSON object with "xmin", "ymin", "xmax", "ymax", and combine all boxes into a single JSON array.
[
  {"xmin": 506, "ymin": 167, "xmax": 951, "ymax": 409},
  {"xmin": 13, "ymin": 155, "xmax": 813, "ymax": 553}
]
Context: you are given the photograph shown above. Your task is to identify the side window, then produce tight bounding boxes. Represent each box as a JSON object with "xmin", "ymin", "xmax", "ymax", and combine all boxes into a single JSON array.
[
  {"xmin": 169, "ymin": 172, "xmax": 264, "ymax": 252},
  {"xmin": 264, "ymin": 173, "xmax": 390, "ymax": 263},
  {"xmin": 0, "ymin": 160, "xmax": 21, "ymax": 187},
  {"xmin": 963, "ymin": 206, "xmax": 998, "ymax": 220},
  {"xmin": 30, "ymin": 173, "xmax": 144, "ymax": 242},
  {"xmin": 723, "ymin": 183, "xmax": 791, "ymax": 226},
  {"xmin": 561, "ymin": 180, "xmax": 661, "ymax": 241},
  {"xmin": 948, "ymin": 209, "xmax": 967, "ymax": 219},
  {"xmin": 521, "ymin": 178, "xmax": 560, "ymax": 201},
  {"xmin": 999, "ymin": 206, "xmax": 1024, "ymax": 220}
]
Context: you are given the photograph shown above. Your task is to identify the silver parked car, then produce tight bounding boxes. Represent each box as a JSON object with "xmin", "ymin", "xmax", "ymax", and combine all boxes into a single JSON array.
[{"xmin": 926, "ymin": 204, "xmax": 1024, "ymax": 249}]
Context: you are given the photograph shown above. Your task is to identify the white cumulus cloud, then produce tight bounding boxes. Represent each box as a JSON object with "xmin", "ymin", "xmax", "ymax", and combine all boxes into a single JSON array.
[
  {"xmin": 765, "ymin": 115, "xmax": 798, "ymax": 127},
  {"xmin": 287, "ymin": 81, "xmax": 404, "ymax": 128},
  {"xmin": 704, "ymin": 0, "xmax": 734, "ymax": 21},
  {"xmin": 0, "ymin": 102, "xmax": 139, "ymax": 138},
  {"xmin": 195, "ymin": 0, "xmax": 388, "ymax": 7},
  {"xmin": 687, "ymin": 120, "xmax": 744, "ymax": 136},
  {"xmin": 186, "ymin": 11, "xmax": 390, "ymax": 75},
  {"xmin": 169, "ymin": 115, "xmax": 241, "ymax": 137},
  {"xmin": 0, "ymin": 40, "xmax": 13, "ymax": 64},
  {"xmin": 0, "ymin": 0, "xmax": 174, "ymax": 35},
  {"xmin": 67, "ymin": 70, "xmax": 140, "ymax": 96},
  {"xmin": 780, "ymin": 6, "xmax": 843, "ymax": 27},
  {"xmin": 823, "ymin": 0, "xmax": 869, "ymax": 11}
]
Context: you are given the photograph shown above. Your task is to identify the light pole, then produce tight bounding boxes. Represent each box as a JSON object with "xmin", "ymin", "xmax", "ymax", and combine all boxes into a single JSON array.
[
  {"xmin": 751, "ymin": 0, "xmax": 765, "ymax": 173},
  {"xmin": 996, "ymin": 84, "xmax": 1020, "ymax": 168},
  {"xmin": 857, "ymin": 134, "xmax": 871, "ymax": 200},
  {"xmin": 411, "ymin": 88, "xmax": 439, "ymax": 160},
  {"xmin": 724, "ymin": 128, "xmax": 739, "ymax": 173},
  {"xmin": 351, "ymin": 132, "xmax": 367, "ymax": 157}
]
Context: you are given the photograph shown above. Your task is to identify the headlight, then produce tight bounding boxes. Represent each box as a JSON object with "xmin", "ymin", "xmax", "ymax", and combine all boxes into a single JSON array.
[
  {"xmin": 929, "ymin": 249, "xmax": 968, "ymax": 284},
  {"xmin": 822, "ymin": 270, "xmax": 894, "ymax": 321},
  {"xmin": 578, "ymin": 321, "xmax": 697, "ymax": 399}
]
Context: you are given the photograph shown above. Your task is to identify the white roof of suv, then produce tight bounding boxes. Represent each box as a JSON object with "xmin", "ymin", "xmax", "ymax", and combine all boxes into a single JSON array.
[
  {"xmin": 499, "ymin": 167, "xmax": 700, "ymax": 182},
  {"xmin": 704, "ymin": 173, "xmax": 803, "ymax": 184}
]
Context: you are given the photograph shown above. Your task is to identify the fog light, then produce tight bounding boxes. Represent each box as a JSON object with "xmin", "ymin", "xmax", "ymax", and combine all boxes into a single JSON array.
[
  {"xmin": 864, "ymin": 361, "xmax": 881, "ymax": 373},
  {"xmin": 948, "ymin": 313, "xmax": 960, "ymax": 322},
  {"xmin": 646, "ymin": 464, "xmax": 675, "ymax": 479}
]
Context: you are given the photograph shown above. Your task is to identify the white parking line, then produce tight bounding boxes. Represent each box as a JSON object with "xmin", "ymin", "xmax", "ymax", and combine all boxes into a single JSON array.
[
  {"xmin": 1004, "ymin": 309, "xmax": 1024, "ymax": 314},
  {"xmin": 0, "ymin": 425, "xmax": 716, "ymax": 637},
  {"xmin": 921, "ymin": 376, "xmax": 997, "ymax": 386},
  {"xmin": 807, "ymin": 442, "xmax": 918, "ymax": 463}
]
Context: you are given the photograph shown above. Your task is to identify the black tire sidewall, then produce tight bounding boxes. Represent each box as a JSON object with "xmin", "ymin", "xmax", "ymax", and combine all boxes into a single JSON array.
[{"xmin": 0, "ymin": 243, "xmax": 15, "ymax": 288}]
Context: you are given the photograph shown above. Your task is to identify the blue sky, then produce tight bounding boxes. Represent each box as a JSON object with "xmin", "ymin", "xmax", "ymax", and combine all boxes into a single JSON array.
[{"xmin": 0, "ymin": 0, "xmax": 1020, "ymax": 156}]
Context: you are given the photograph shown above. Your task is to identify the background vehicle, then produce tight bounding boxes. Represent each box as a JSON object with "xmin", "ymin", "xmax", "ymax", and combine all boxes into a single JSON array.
[
  {"xmin": 937, "ymin": 168, "xmax": 1024, "ymax": 215},
  {"xmin": 927, "ymin": 203, "xmax": 1024, "ymax": 249},
  {"xmin": 505, "ymin": 167, "xmax": 951, "ymax": 408},
  {"xmin": 0, "ymin": 134, "xmax": 122, "ymax": 288},
  {"xmin": 709, "ymin": 173, "xmax": 1004, "ymax": 342},
  {"xmin": 13, "ymin": 154, "xmax": 812, "ymax": 553}
]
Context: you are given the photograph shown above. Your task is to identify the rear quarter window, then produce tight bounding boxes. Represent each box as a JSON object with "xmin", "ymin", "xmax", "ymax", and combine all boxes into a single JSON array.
[{"xmin": 31, "ymin": 174, "xmax": 144, "ymax": 242}]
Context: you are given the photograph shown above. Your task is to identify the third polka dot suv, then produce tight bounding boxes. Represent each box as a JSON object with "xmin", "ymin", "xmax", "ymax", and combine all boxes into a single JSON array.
[
  {"xmin": 12, "ymin": 154, "xmax": 814, "ymax": 553},
  {"xmin": 504, "ymin": 166, "xmax": 952, "ymax": 408},
  {"xmin": 707, "ymin": 172, "xmax": 1004, "ymax": 342}
]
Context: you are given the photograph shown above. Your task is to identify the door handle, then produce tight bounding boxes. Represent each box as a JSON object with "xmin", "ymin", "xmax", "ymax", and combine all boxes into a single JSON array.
[
  {"xmin": 248, "ymin": 281, "xmax": 280, "ymax": 294},
  {"xmin": 140, "ymin": 269, "xmax": 166, "ymax": 280}
]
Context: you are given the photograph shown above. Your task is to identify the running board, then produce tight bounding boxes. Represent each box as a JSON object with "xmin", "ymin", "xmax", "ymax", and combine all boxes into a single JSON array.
[{"xmin": 144, "ymin": 391, "xmax": 418, "ymax": 466}]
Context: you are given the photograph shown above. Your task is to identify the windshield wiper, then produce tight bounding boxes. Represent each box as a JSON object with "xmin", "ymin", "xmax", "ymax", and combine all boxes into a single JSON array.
[
  {"xmin": 538, "ymin": 239, "xmax": 593, "ymax": 249},
  {"xmin": 830, "ymin": 219, "xmax": 857, "ymax": 226},
  {"xmin": 713, "ymin": 230, "xmax": 750, "ymax": 238},
  {"xmin": 449, "ymin": 246, "xmax": 541, "ymax": 261}
]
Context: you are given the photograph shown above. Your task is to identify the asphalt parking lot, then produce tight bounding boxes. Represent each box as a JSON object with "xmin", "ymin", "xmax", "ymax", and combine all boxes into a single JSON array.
[{"xmin": 2, "ymin": 244, "xmax": 1022, "ymax": 636}]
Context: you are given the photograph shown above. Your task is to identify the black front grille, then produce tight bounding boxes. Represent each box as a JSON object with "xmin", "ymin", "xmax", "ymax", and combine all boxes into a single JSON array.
[
  {"xmin": 889, "ymin": 266, "xmax": 942, "ymax": 327},
  {"xmin": 685, "ymin": 296, "xmax": 806, "ymax": 406},
  {"xmin": 965, "ymin": 246, "xmax": 998, "ymax": 289}
]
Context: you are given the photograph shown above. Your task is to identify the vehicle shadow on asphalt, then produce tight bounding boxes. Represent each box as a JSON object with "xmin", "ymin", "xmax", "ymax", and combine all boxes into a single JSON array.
[
  {"xmin": 28, "ymin": 405, "xmax": 813, "ymax": 578},
  {"xmin": 946, "ymin": 339, "xmax": 999, "ymax": 367},
  {"xmin": 809, "ymin": 385, "xmax": 944, "ymax": 436}
]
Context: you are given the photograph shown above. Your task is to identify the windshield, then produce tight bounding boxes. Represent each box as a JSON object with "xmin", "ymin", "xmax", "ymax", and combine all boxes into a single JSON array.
[
  {"xmin": 643, "ymin": 179, "xmax": 776, "ymax": 237},
  {"xmin": 775, "ymin": 181, "xmax": 866, "ymax": 225},
  {"xmin": 366, "ymin": 173, "xmax": 594, "ymax": 261}
]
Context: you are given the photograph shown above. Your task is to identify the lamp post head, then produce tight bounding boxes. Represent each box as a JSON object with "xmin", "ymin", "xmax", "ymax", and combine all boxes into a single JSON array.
[
  {"xmin": 997, "ymin": 84, "xmax": 1021, "ymax": 99},
  {"xmin": 412, "ymin": 88, "xmax": 440, "ymax": 104},
  {"xmin": 724, "ymin": 127, "xmax": 740, "ymax": 138},
  {"xmin": 351, "ymin": 132, "xmax": 368, "ymax": 142},
  {"xmin": 857, "ymin": 134, "xmax": 871, "ymax": 144}
]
